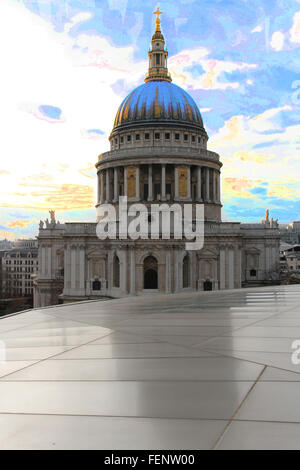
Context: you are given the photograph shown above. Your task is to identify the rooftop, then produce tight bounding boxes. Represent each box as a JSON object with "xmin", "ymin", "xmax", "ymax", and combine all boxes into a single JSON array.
[{"xmin": 1, "ymin": 285, "xmax": 300, "ymax": 449}]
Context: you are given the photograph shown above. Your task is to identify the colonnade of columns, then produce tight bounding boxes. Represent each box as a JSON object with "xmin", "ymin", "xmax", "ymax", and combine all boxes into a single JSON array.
[{"xmin": 97, "ymin": 164, "xmax": 221, "ymax": 204}]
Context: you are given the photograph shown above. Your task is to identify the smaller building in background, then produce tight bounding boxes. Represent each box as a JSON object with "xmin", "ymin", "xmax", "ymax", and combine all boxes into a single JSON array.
[
  {"xmin": 1, "ymin": 240, "xmax": 38, "ymax": 299},
  {"xmin": 0, "ymin": 240, "xmax": 13, "ymax": 251},
  {"xmin": 280, "ymin": 243, "xmax": 300, "ymax": 274},
  {"xmin": 280, "ymin": 222, "xmax": 300, "ymax": 245},
  {"xmin": 13, "ymin": 239, "xmax": 38, "ymax": 249}
]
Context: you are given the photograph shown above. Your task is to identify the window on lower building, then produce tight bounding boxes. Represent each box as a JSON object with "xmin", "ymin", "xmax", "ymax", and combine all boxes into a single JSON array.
[
  {"xmin": 136, "ymin": 134, "xmax": 140, "ymax": 140},
  {"xmin": 175, "ymin": 133, "xmax": 180, "ymax": 140},
  {"xmin": 165, "ymin": 133, "xmax": 170, "ymax": 140},
  {"xmin": 192, "ymin": 135, "xmax": 195, "ymax": 142},
  {"xmin": 184, "ymin": 134, "xmax": 188, "ymax": 142},
  {"xmin": 155, "ymin": 133, "xmax": 160, "ymax": 140},
  {"xmin": 127, "ymin": 135, "xmax": 131, "ymax": 142},
  {"xmin": 145, "ymin": 133, "xmax": 150, "ymax": 140},
  {"xmin": 250, "ymin": 269, "xmax": 257, "ymax": 276},
  {"xmin": 120, "ymin": 136, "xmax": 124, "ymax": 143}
]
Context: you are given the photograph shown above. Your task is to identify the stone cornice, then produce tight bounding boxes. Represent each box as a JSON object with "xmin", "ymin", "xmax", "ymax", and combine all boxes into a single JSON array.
[{"xmin": 96, "ymin": 146, "xmax": 222, "ymax": 169}]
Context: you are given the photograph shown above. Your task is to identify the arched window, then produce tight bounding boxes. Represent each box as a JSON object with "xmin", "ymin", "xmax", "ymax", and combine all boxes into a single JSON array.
[
  {"xmin": 144, "ymin": 255, "xmax": 158, "ymax": 289},
  {"xmin": 183, "ymin": 255, "xmax": 190, "ymax": 288},
  {"xmin": 113, "ymin": 255, "xmax": 120, "ymax": 288}
]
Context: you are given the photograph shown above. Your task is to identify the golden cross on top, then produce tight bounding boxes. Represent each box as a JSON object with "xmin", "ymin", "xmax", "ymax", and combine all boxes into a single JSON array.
[{"xmin": 153, "ymin": 7, "xmax": 163, "ymax": 21}]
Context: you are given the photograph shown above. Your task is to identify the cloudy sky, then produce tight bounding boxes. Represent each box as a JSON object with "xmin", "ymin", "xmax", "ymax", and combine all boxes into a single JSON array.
[{"xmin": 1, "ymin": 0, "xmax": 300, "ymax": 239}]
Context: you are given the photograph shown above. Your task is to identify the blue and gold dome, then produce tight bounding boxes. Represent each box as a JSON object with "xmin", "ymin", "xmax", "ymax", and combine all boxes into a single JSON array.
[
  {"xmin": 113, "ymin": 81, "xmax": 204, "ymax": 131},
  {"xmin": 112, "ymin": 8, "xmax": 204, "ymax": 133}
]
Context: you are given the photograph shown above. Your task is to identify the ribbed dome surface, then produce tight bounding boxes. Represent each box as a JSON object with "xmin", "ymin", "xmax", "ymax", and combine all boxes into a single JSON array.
[{"xmin": 113, "ymin": 81, "xmax": 204, "ymax": 131}]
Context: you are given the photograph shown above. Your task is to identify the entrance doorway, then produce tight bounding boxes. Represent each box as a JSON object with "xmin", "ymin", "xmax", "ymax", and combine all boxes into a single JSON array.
[
  {"xmin": 143, "ymin": 256, "xmax": 158, "ymax": 289},
  {"xmin": 204, "ymin": 279, "xmax": 213, "ymax": 291}
]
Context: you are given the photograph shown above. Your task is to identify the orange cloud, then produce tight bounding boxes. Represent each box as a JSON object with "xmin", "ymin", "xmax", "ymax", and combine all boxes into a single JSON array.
[
  {"xmin": 20, "ymin": 173, "xmax": 55, "ymax": 184},
  {"xmin": 79, "ymin": 162, "xmax": 96, "ymax": 179},
  {"xmin": 267, "ymin": 182, "xmax": 300, "ymax": 200},
  {"xmin": 7, "ymin": 220, "xmax": 33, "ymax": 228},
  {"xmin": 1, "ymin": 184, "xmax": 94, "ymax": 211},
  {"xmin": 0, "ymin": 230, "xmax": 17, "ymax": 240},
  {"xmin": 222, "ymin": 177, "xmax": 262, "ymax": 199},
  {"xmin": 235, "ymin": 151, "xmax": 274, "ymax": 164},
  {"xmin": 42, "ymin": 184, "xmax": 94, "ymax": 210}
]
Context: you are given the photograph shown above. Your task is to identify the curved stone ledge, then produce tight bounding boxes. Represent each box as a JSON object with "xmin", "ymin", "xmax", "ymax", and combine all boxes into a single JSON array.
[{"xmin": 97, "ymin": 146, "xmax": 221, "ymax": 167}]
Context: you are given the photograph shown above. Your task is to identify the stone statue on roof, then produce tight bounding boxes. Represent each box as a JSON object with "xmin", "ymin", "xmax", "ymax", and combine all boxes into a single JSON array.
[
  {"xmin": 49, "ymin": 210, "xmax": 56, "ymax": 224},
  {"xmin": 265, "ymin": 209, "xmax": 269, "ymax": 222}
]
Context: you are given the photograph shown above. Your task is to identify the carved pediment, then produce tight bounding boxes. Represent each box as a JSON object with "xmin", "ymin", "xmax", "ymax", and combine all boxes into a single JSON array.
[
  {"xmin": 87, "ymin": 249, "xmax": 106, "ymax": 260},
  {"xmin": 197, "ymin": 247, "xmax": 218, "ymax": 259},
  {"xmin": 245, "ymin": 247, "xmax": 261, "ymax": 255}
]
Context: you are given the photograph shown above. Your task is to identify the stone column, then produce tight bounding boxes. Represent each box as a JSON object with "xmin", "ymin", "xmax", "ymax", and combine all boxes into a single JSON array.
[
  {"xmin": 79, "ymin": 246, "xmax": 85, "ymax": 293},
  {"xmin": 205, "ymin": 167, "xmax": 210, "ymax": 202},
  {"xmin": 41, "ymin": 246, "xmax": 46, "ymax": 277},
  {"xmin": 120, "ymin": 251, "xmax": 127, "ymax": 293},
  {"xmin": 47, "ymin": 246, "xmax": 51, "ymax": 278},
  {"xmin": 217, "ymin": 171, "xmax": 221, "ymax": 203},
  {"xmin": 212, "ymin": 169, "xmax": 216, "ymax": 203},
  {"xmin": 165, "ymin": 250, "xmax": 171, "ymax": 293},
  {"xmin": 136, "ymin": 165, "xmax": 140, "ymax": 200},
  {"xmin": 100, "ymin": 171, "xmax": 105, "ymax": 204},
  {"xmin": 97, "ymin": 172, "xmax": 101, "ymax": 204},
  {"xmin": 174, "ymin": 249, "xmax": 180, "ymax": 292},
  {"xmin": 161, "ymin": 164, "xmax": 166, "ymax": 201},
  {"xmin": 228, "ymin": 247, "xmax": 234, "ymax": 290},
  {"xmin": 196, "ymin": 166, "xmax": 202, "ymax": 201},
  {"xmin": 70, "ymin": 246, "xmax": 76, "ymax": 291},
  {"xmin": 266, "ymin": 245, "xmax": 270, "ymax": 274},
  {"xmin": 219, "ymin": 247, "xmax": 226, "ymax": 290},
  {"xmin": 174, "ymin": 166, "xmax": 179, "ymax": 199},
  {"xmin": 148, "ymin": 164, "xmax": 153, "ymax": 201},
  {"xmin": 235, "ymin": 245, "xmax": 242, "ymax": 289},
  {"xmin": 187, "ymin": 165, "xmax": 191, "ymax": 199},
  {"xmin": 106, "ymin": 169, "xmax": 110, "ymax": 202},
  {"xmin": 130, "ymin": 248, "xmax": 135, "ymax": 295},
  {"xmin": 64, "ymin": 246, "xmax": 68, "ymax": 292},
  {"xmin": 63, "ymin": 246, "xmax": 71, "ymax": 295},
  {"xmin": 124, "ymin": 167, "xmax": 127, "ymax": 197},
  {"xmin": 113, "ymin": 167, "xmax": 118, "ymax": 202},
  {"xmin": 213, "ymin": 260, "xmax": 218, "ymax": 290}
]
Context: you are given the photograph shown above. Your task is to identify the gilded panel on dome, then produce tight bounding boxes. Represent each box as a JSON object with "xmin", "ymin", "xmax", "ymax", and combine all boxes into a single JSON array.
[
  {"xmin": 154, "ymin": 88, "xmax": 160, "ymax": 118},
  {"xmin": 127, "ymin": 167, "xmax": 136, "ymax": 198},
  {"xmin": 178, "ymin": 167, "xmax": 188, "ymax": 198}
]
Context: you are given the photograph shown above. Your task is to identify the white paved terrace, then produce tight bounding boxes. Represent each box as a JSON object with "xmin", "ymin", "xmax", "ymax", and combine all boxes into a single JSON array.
[{"xmin": 1, "ymin": 285, "xmax": 300, "ymax": 449}]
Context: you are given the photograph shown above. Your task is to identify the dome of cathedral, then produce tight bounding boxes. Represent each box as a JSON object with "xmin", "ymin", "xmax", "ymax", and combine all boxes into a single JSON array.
[{"xmin": 113, "ymin": 81, "xmax": 204, "ymax": 132}]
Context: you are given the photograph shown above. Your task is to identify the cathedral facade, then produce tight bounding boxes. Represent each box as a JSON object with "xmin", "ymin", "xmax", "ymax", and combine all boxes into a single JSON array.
[{"xmin": 34, "ymin": 12, "xmax": 280, "ymax": 308}]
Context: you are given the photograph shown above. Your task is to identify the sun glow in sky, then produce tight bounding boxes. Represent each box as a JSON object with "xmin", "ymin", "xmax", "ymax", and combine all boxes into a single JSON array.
[{"xmin": 1, "ymin": 0, "xmax": 300, "ymax": 239}]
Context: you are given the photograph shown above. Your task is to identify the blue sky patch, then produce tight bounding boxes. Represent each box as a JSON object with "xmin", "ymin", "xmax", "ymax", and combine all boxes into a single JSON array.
[{"xmin": 39, "ymin": 105, "xmax": 62, "ymax": 121}]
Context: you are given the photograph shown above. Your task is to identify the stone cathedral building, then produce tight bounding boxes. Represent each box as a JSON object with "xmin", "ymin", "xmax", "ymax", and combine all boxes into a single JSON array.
[{"xmin": 34, "ymin": 11, "xmax": 280, "ymax": 308}]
